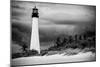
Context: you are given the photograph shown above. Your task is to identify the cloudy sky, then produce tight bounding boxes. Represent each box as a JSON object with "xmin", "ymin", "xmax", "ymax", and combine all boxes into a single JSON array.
[{"xmin": 11, "ymin": 1, "xmax": 96, "ymax": 42}]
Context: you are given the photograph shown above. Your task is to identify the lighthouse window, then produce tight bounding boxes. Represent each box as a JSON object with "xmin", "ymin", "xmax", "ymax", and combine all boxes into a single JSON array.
[{"xmin": 34, "ymin": 10, "xmax": 37, "ymax": 13}]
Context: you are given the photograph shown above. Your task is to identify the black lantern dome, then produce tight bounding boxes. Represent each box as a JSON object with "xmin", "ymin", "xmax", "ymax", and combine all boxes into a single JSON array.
[{"xmin": 32, "ymin": 6, "xmax": 39, "ymax": 18}]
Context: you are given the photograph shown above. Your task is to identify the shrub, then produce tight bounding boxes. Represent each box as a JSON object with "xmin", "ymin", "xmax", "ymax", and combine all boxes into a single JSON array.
[
  {"xmin": 12, "ymin": 49, "xmax": 39, "ymax": 59},
  {"xmin": 40, "ymin": 50, "xmax": 48, "ymax": 56}
]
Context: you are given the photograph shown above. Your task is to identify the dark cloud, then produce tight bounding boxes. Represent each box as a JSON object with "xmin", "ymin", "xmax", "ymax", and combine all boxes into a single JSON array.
[
  {"xmin": 11, "ymin": 10, "xmax": 25, "ymax": 17},
  {"xmin": 11, "ymin": 4, "xmax": 24, "ymax": 9},
  {"xmin": 11, "ymin": 1, "xmax": 96, "ymax": 42}
]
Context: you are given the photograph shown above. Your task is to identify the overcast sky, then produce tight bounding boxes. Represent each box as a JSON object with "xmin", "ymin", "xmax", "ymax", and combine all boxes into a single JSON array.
[{"xmin": 11, "ymin": 1, "xmax": 96, "ymax": 41}]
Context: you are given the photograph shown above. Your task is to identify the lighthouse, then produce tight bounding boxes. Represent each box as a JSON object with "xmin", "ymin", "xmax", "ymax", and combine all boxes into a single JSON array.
[{"xmin": 30, "ymin": 6, "xmax": 40, "ymax": 54}]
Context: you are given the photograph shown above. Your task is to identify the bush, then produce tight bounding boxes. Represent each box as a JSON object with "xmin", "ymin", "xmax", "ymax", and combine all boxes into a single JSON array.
[
  {"xmin": 40, "ymin": 50, "xmax": 48, "ymax": 56},
  {"xmin": 12, "ymin": 49, "xmax": 39, "ymax": 59},
  {"xmin": 26, "ymin": 49, "xmax": 38, "ymax": 56},
  {"xmin": 12, "ymin": 53, "xmax": 24, "ymax": 59}
]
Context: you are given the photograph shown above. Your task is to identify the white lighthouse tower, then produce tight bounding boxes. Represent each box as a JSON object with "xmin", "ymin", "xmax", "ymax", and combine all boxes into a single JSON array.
[{"xmin": 30, "ymin": 6, "xmax": 40, "ymax": 54}]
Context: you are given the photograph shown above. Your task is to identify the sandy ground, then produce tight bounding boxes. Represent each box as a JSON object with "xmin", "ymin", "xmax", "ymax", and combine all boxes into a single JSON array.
[{"xmin": 12, "ymin": 51, "xmax": 96, "ymax": 66}]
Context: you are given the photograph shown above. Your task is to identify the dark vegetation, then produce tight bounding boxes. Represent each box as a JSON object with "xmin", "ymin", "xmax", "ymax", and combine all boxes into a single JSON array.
[
  {"xmin": 12, "ymin": 23, "xmax": 96, "ymax": 59},
  {"xmin": 12, "ymin": 49, "xmax": 39, "ymax": 59},
  {"xmin": 48, "ymin": 32, "xmax": 96, "ymax": 51},
  {"xmin": 40, "ymin": 32, "xmax": 96, "ymax": 55}
]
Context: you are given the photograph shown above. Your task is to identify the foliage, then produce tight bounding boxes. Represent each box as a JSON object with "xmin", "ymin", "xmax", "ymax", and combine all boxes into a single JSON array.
[
  {"xmin": 47, "ymin": 32, "xmax": 96, "ymax": 52},
  {"xmin": 12, "ymin": 49, "xmax": 38, "ymax": 59}
]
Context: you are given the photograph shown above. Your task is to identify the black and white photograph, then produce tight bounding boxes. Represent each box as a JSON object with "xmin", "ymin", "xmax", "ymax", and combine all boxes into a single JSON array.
[{"xmin": 11, "ymin": 0, "xmax": 96, "ymax": 66}]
